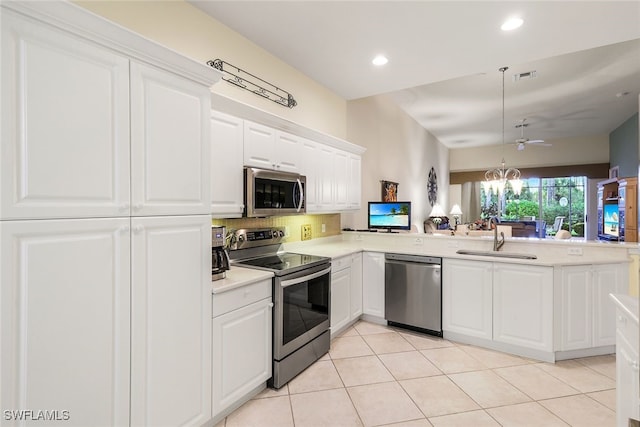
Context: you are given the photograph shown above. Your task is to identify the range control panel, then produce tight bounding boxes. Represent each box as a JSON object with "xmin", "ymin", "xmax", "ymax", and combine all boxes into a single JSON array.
[{"xmin": 229, "ymin": 227, "xmax": 286, "ymax": 250}]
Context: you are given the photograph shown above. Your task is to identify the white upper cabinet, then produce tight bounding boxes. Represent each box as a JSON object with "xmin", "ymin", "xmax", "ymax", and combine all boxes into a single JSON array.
[
  {"xmin": 130, "ymin": 62, "xmax": 211, "ymax": 216},
  {"xmin": 130, "ymin": 215, "xmax": 212, "ymax": 426},
  {"xmin": 210, "ymin": 110, "xmax": 244, "ymax": 217},
  {"xmin": 348, "ymin": 153, "xmax": 362, "ymax": 210},
  {"xmin": 333, "ymin": 149, "xmax": 349, "ymax": 210},
  {"xmin": 243, "ymin": 120, "xmax": 301, "ymax": 173},
  {"xmin": 1, "ymin": 10, "xmax": 214, "ymax": 220},
  {"xmin": 1, "ymin": 11, "xmax": 131, "ymax": 220},
  {"xmin": 300, "ymin": 138, "xmax": 319, "ymax": 211},
  {"xmin": 1, "ymin": 218, "xmax": 131, "ymax": 427}
]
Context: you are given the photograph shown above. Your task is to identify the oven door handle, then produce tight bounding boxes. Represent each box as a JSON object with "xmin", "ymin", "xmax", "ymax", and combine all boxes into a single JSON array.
[{"xmin": 280, "ymin": 266, "xmax": 331, "ymax": 288}]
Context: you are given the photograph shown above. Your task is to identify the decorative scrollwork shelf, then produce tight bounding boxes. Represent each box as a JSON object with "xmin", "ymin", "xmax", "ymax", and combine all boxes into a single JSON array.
[{"xmin": 207, "ymin": 59, "xmax": 297, "ymax": 109}]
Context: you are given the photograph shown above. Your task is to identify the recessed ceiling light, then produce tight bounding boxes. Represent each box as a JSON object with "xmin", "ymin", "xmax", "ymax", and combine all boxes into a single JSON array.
[
  {"xmin": 501, "ymin": 17, "xmax": 524, "ymax": 31},
  {"xmin": 372, "ymin": 55, "xmax": 388, "ymax": 66}
]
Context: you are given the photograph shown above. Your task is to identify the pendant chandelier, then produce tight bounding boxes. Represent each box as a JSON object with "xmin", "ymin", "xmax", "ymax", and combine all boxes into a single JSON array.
[{"xmin": 483, "ymin": 66, "xmax": 522, "ymax": 196}]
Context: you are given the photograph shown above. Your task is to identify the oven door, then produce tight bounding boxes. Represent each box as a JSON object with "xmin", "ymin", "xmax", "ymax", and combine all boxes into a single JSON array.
[
  {"xmin": 245, "ymin": 167, "xmax": 305, "ymax": 217},
  {"xmin": 273, "ymin": 264, "xmax": 331, "ymax": 361}
]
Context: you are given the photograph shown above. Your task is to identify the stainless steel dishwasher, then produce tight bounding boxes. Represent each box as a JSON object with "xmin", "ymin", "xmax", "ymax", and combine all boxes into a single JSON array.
[{"xmin": 385, "ymin": 253, "xmax": 442, "ymax": 336}]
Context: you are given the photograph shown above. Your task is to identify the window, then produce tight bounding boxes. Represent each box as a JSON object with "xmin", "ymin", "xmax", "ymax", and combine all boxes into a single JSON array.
[{"xmin": 480, "ymin": 176, "xmax": 586, "ymax": 238}]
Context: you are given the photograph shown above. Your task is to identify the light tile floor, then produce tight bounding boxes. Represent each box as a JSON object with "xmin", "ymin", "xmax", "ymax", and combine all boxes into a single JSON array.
[{"xmin": 216, "ymin": 321, "xmax": 616, "ymax": 427}]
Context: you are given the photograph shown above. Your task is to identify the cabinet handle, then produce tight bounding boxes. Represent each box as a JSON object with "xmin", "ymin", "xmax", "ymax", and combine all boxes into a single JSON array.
[
  {"xmin": 121, "ymin": 225, "xmax": 130, "ymax": 233},
  {"xmin": 133, "ymin": 225, "xmax": 144, "ymax": 234},
  {"xmin": 119, "ymin": 203, "xmax": 130, "ymax": 212},
  {"xmin": 632, "ymin": 360, "xmax": 640, "ymax": 372},
  {"xmin": 268, "ymin": 303, "xmax": 274, "ymax": 308},
  {"xmin": 133, "ymin": 204, "xmax": 142, "ymax": 212}
]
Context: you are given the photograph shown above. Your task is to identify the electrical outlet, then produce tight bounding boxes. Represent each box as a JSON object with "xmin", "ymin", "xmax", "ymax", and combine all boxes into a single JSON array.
[
  {"xmin": 301, "ymin": 224, "xmax": 312, "ymax": 241},
  {"xmin": 284, "ymin": 226, "xmax": 290, "ymax": 237},
  {"xmin": 567, "ymin": 247, "xmax": 583, "ymax": 256},
  {"xmin": 321, "ymin": 223, "xmax": 326, "ymax": 233}
]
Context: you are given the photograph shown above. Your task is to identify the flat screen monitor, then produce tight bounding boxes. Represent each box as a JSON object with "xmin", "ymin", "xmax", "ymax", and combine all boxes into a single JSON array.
[
  {"xmin": 603, "ymin": 203, "xmax": 619, "ymax": 237},
  {"xmin": 368, "ymin": 201, "xmax": 411, "ymax": 232}
]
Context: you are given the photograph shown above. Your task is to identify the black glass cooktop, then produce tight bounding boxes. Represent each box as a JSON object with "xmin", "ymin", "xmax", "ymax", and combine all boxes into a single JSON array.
[{"xmin": 235, "ymin": 252, "xmax": 330, "ymax": 275}]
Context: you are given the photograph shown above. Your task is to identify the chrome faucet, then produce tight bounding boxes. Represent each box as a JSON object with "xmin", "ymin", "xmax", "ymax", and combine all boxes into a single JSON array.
[{"xmin": 491, "ymin": 216, "xmax": 505, "ymax": 251}]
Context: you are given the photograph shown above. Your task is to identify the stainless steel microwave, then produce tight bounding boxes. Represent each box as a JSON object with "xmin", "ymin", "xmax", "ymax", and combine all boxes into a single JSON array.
[{"xmin": 244, "ymin": 167, "xmax": 306, "ymax": 217}]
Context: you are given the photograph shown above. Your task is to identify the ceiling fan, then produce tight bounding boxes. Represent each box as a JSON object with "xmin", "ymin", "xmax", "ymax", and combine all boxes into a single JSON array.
[{"xmin": 514, "ymin": 119, "xmax": 552, "ymax": 151}]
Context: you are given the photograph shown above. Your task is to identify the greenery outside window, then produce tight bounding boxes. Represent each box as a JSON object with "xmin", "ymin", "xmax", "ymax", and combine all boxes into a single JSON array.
[{"xmin": 481, "ymin": 176, "xmax": 586, "ymax": 238}]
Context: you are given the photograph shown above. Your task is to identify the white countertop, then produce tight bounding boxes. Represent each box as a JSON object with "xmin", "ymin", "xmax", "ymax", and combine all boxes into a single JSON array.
[
  {"xmin": 211, "ymin": 267, "xmax": 274, "ymax": 294},
  {"xmin": 282, "ymin": 233, "xmax": 634, "ymax": 267},
  {"xmin": 610, "ymin": 293, "xmax": 639, "ymax": 325}
]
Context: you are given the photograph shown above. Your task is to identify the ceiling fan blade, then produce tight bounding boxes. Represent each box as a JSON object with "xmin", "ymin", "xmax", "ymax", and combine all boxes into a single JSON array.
[{"xmin": 526, "ymin": 139, "xmax": 545, "ymax": 144}]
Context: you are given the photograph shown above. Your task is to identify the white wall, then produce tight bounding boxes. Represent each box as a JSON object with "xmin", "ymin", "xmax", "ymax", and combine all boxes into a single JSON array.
[
  {"xmin": 75, "ymin": 0, "xmax": 347, "ymax": 139},
  {"xmin": 449, "ymin": 134, "xmax": 609, "ymax": 172},
  {"xmin": 343, "ymin": 95, "xmax": 449, "ymax": 230}
]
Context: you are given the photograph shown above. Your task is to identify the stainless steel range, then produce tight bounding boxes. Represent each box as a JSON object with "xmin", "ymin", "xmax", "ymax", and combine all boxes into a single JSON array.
[{"xmin": 229, "ymin": 227, "xmax": 331, "ymax": 389}]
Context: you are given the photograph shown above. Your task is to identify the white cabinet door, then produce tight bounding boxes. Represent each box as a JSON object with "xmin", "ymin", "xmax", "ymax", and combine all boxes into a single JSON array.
[
  {"xmin": 362, "ymin": 252, "xmax": 385, "ymax": 318},
  {"xmin": 442, "ymin": 259, "xmax": 493, "ymax": 339},
  {"xmin": 592, "ymin": 264, "xmax": 626, "ymax": 346},
  {"xmin": 350, "ymin": 253, "xmax": 364, "ymax": 319},
  {"xmin": 617, "ymin": 330, "xmax": 640, "ymax": 427},
  {"xmin": 348, "ymin": 154, "xmax": 362, "ymax": 210},
  {"xmin": 275, "ymin": 131, "xmax": 301, "ymax": 173},
  {"xmin": 558, "ymin": 266, "xmax": 592, "ymax": 351},
  {"xmin": 558, "ymin": 263, "xmax": 627, "ymax": 351},
  {"xmin": 130, "ymin": 62, "xmax": 211, "ymax": 217},
  {"xmin": 493, "ymin": 264, "xmax": 553, "ymax": 352},
  {"xmin": 130, "ymin": 215, "xmax": 211, "ymax": 427},
  {"xmin": 331, "ymin": 266, "xmax": 352, "ymax": 335},
  {"xmin": 300, "ymin": 138, "xmax": 319, "ymax": 211},
  {"xmin": 212, "ymin": 297, "xmax": 272, "ymax": 416},
  {"xmin": 333, "ymin": 149, "xmax": 349, "ymax": 210},
  {"xmin": 316, "ymin": 145, "xmax": 336, "ymax": 211},
  {"xmin": 243, "ymin": 120, "xmax": 276, "ymax": 169},
  {"xmin": 1, "ymin": 11, "xmax": 130, "ymax": 220},
  {"xmin": 1, "ymin": 218, "xmax": 131, "ymax": 427},
  {"xmin": 210, "ymin": 110, "xmax": 245, "ymax": 217}
]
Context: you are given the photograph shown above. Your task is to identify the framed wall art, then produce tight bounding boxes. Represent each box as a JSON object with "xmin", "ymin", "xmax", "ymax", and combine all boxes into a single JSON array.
[{"xmin": 381, "ymin": 180, "xmax": 398, "ymax": 202}]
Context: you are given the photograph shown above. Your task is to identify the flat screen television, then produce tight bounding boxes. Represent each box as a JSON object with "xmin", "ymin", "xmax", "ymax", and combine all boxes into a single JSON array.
[
  {"xmin": 368, "ymin": 201, "xmax": 411, "ymax": 232},
  {"xmin": 603, "ymin": 203, "xmax": 619, "ymax": 237}
]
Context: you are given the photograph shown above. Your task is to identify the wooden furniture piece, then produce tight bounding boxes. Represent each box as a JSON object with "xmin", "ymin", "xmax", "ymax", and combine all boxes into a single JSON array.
[
  {"xmin": 597, "ymin": 177, "xmax": 637, "ymax": 242},
  {"xmin": 619, "ymin": 177, "xmax": 638, "ymax": 242}
]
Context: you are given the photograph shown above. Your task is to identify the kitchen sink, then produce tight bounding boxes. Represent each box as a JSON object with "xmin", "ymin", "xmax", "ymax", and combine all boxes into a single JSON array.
[{"xmin": 456, "ymin": 249, "xmax": 537, "ymax": 260}]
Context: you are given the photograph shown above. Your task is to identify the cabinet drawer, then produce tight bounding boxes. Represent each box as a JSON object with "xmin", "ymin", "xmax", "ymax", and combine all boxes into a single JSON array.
[
  {"xmin": 616, "ymin": 307, "xmax": 639, "ymax": 351},
  {"xmin": 213, "ymin": 279, "xmax": 272, "ymax": 317},
  {"xmin": 332, "ymin": 255, "xmax": 351, "ymax": 273}
]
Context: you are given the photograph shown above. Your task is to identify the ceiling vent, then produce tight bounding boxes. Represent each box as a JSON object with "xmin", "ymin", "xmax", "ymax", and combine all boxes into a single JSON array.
[{"xmin": 512, "ymin": 70, "xmax": 537, "ymax": 82}]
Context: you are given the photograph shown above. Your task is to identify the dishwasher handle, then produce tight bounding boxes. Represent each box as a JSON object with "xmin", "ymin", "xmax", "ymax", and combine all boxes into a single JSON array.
[{"xmin": 385, "ymin": 253, "xmax": 441, "ymax": 265}]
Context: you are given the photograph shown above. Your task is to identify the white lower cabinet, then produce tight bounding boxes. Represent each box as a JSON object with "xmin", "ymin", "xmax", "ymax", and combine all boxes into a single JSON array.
[
  {"xmin": 443, "ymin": 259, "xmax": 493, "ymax": 339},
  {"xmin": 331, "ymin": 256, "xmax": 352, "ymax": 335},
  {"xmin": 362, "ymin": 252, "xmax": 385, "ymax": 319},
  {"xmin": 350, "ymin": 253, "xmax": 363, "ymax": 319},
  {"xmin": 613, "ymin": 297, "xmax": 639, "ymax": 427},
  {"xmin": 212, "ymin": 280, "xmax": 273, "ymax": 420},
  {"xmin": 330, "ymin": 254, "xmax": 363, "ymax": 336},
  {"xmin": 443, "ymin": 258, "xmax": 553, "ymax": 353},
  {"xmin": 556, "ymin": 264, "xmax": 627, "ymax": 351},
  {"xmin": 493, "ymin": 264, "xmax": 553, "ymax": 352},
  {"xmin": 130, "ymin": 215, "xmax": 212, "ymax": 426},
  {"xmin": 1, "ymin": 218, "xmax": 131, "ymax": 426}
]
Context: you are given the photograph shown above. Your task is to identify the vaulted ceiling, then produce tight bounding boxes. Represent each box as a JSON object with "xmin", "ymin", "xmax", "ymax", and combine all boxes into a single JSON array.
[{"xmin": 190, "ymin": 1, "xmax": 640, "ymax": 148}]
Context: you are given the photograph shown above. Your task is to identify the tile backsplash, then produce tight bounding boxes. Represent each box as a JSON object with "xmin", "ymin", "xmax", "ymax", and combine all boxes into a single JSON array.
[{"xmin": 212, "ymin": 214, "xmax": 341, "ymax": 242}]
